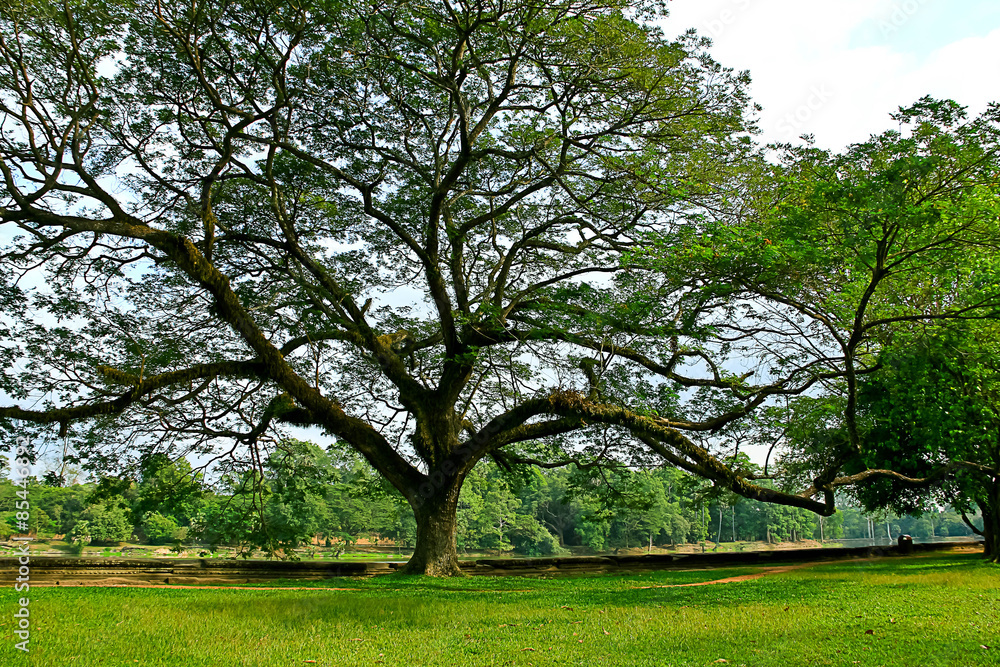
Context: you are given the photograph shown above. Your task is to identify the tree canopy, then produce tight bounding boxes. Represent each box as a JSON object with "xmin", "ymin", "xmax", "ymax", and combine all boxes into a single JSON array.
[{"xmin": 2, "ymin": 0, "xmax": 999, "ymax": 574}]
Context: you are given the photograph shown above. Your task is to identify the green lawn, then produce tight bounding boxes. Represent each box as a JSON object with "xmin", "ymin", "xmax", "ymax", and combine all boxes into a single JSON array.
[{"xmin": 1, "ymin": 554, "xmax": 997, "ymax": 666}]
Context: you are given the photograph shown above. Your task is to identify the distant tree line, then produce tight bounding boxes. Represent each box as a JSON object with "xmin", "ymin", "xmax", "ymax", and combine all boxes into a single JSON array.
[{"xmin": 0, "ymin": 441, "xmax": 982, "ymax": 557}]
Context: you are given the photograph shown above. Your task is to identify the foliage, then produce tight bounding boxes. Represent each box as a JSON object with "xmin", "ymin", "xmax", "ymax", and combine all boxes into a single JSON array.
[
  {"xmin": 132, "ymin": 455, "xmax": 205, "ymax": 528},
  {"xmin": 853, "ymin": 324, "xmax": 1000, "ymax": 559},
  {"xmin": 637, "ymin": 98, "xmax": 1000, "ymax": 562},
  {"xmin": 142, "ymin": 511, "xmax": 182, "ymax": 545},
  {"xmin": 67, "ymin": 520, "xmax": 92, "ymax": 546},
  {"xmin": 10, "ymin": 446, "xmax": 975, "ymax": 554},
  {"xmin": 457, "ymin": 463, "xmax": 522, "ymax": 551},
  {"xmin": 190, "ymin": 493, "xmax": 263, "ymax": 556},
  {"xmin": 649, "ymin": 98, "xmax": 1000, "ymax": 449},
  {"xmin": 260, "ymin": 440, "xmax": 334, "ymax": 551},
  {"xmin": 77, "ymin": 498, "xmax": 133, "ymax": 544}
]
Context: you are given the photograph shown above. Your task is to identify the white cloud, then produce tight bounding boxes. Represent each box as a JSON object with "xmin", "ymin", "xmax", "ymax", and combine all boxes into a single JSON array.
[
  {"xmin": 662, "ymin": 0, "xmax": 1000, "ymax": 150},
  {"xmin": 905, "ymin": 28, "xmax": 1000, "ymax": 108}
]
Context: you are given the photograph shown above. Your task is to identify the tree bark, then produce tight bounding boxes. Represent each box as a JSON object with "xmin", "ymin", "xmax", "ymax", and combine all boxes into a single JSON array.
[
  {"xmin": 979, "ymin": 484, "xmax": 1000, "ymax": 563},
  {"xmin": 716, "ymin": 506, "xmax": 723, "ymax": 549},
  {"xmin": 984, "ymin": 511, "xmax": 999, "ymax": 563},
  {"xmin": 400, "ymin": 484, "xmax": 465, "ymax": 576}
]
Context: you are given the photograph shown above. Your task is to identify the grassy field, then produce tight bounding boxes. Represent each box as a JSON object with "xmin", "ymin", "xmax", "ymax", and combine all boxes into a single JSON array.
[{"xmin": 1, "ymin": 553, "xmax": 997, "ymax": 666}]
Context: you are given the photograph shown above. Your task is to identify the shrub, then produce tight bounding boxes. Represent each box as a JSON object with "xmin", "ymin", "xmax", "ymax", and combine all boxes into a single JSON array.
[
  {"xmin": 68, "ymin": 520, "xmax": 92, "ymax": 545},
  {"xmin": 143, "ymin": 512, "xmax": 181, "ymax": 545},
  {"xmin": 508, "ymin": 515, "xmax": 568, "ymax": 557},
  {"xmin": 79, "ymin": 501, "xmax": 132, "ymax": 544}
]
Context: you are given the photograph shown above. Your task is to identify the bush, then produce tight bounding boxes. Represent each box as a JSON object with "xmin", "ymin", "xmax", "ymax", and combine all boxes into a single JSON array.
[
  {"xmin": 143, "ymin": 512, "xmax": 181, "ymax": 545},
  {"xmin": 68, "ymin": 520, "xmax": 92, "ymax": 546},
  {"xmin": 79, "ymin": 501, "xmax": 132, "ymax": 544},
  {"xmin": 508, "ymin": 515, "xmax": 568, "ymax": 557}
]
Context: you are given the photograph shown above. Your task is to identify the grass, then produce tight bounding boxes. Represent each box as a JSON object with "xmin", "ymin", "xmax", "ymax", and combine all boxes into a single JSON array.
[{"xmin": 0, "ymin": 553, "xmax": 997, "ymax": 666}]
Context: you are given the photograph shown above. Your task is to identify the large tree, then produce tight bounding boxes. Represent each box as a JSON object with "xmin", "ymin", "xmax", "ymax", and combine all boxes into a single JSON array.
[{"xmin": 2, "ymin": 0, "xmax": 997, "ymax": 574}]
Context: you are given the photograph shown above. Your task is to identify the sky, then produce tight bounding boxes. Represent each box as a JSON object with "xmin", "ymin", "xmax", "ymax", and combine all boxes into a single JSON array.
[{"xmin": 660, "ymin": 0, "xmax": 1000, "ymax": 149}]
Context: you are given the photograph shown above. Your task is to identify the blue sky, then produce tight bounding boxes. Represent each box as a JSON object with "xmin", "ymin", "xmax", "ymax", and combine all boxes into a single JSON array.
[
  {"xmin": 849, "ymin": 0, "xmax": 1000, "ymax": 55},
  {"xmin": 662, "ymin": 0, "xmax": 1000, "ymax": 148}
]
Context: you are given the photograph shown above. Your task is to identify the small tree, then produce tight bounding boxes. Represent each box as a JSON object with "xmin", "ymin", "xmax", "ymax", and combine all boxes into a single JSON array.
[
  {"xmin": 79, "ymin": 500, "xmax": 133, "ymax": 544},
  {"xmin": 854, "ymin": 325, "xmax": 1000, "ymax": 561},
  {"xmin": 142, "ymin": 512, "xmax": 181, "ymax": 545},
  {"xmin": 68, "ymin": 519, "xmax": 91, "ymax": 546}
]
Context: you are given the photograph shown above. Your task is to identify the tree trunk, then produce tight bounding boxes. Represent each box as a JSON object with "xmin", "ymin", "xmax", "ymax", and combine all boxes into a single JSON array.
[
  {"xmin": 399, "ymin": 483, "xmax": 464, "ymax": 576},
  {"xmin": 985, "ymin": 513, "xmax": 999, "ymax": 563},
  {"xmin": 716, "ymin": 506, "xmax": 723, "ymax": 550},
  {"xmin": 979, "ymin": 485, "xmax": 1000, "ymax": 563},
  {"xmin": 700, "ymin": 503, "xmax": 706, "ymax": 552}
]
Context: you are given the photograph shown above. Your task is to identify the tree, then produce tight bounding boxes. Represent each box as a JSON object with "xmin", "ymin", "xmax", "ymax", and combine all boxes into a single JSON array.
[
  {"xmin": 261, "ymin": 440, "xmax": 333, "ymax": 551},
  {"xmin": 132, "ymin": 454, "xmax": 206, "ymax": 528},
  {"xmin": 2, "ymin": 0, "xmax": 858, "ymax": 576},
  {"xmin": 29, "ymin": 482, "xmax": 93, "ymax": 535},
  {"xmin": 188, "ymin": 440, "xmax": 336, "ymax": 557},
  {"xmin": 655, "ymin": 98, "xmax": 1000, "ymax": 556},
  {"xmin": 142, "ymin": 511, "xmax": 182, "ymax": 545},
  {"xmin": 854, "ymin": 325, "xmax": 1000, "ymax": 561},
  {"xmin": 507, "ymin": 513, "xmax": 566, "ymax": 556},
  {"xmin": 517, "ymin": 467, "xmax": 580, "ymax": 548},
  {"xmin": 191, "ymin": 492, "xmax": 257, "ymax": 555},
  {"xmin": 6, "ymin": 0, "xmax": 1000, "ymax": 575},
  {"xmin": 457, "ymin": 460, "xmax": 522, "ymax": 551},
  {"xmin": 76, "ymin": 498, "xmax": 133, "ymax": 544}
]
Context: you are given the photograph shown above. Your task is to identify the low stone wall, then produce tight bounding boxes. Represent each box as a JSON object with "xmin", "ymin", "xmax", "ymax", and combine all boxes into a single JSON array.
[
  {"xmin": 0, "ymin": 540, "xmax": 982, "ymax": 585},
  {"xmin": 0, "ymin": 557, "xmax": 396, "ymax": 586},
  {"xmin": 467, "ymin": 540, "xmax": 982, "ymax": 575}
]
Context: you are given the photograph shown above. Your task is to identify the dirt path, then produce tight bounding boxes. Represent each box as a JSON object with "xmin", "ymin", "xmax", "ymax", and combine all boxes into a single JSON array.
[
  {"xmin": 635, "ymin": 562, "xmax": 824, "ymax": 589},
  {"xmin": 633, "ymin": 550, "xmax": 949, "ymax": 589}
]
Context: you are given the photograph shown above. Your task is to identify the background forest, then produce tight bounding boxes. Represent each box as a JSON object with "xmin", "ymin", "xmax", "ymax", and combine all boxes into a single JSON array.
[{"xmin": 0, "ymin": 441, "xmax": 981, "ymax": 558}]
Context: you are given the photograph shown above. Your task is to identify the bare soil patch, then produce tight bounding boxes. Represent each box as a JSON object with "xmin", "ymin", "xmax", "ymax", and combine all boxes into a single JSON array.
[{"xmin": 636, "ymin": 562, "xmax": 821, "ymax": 588}]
